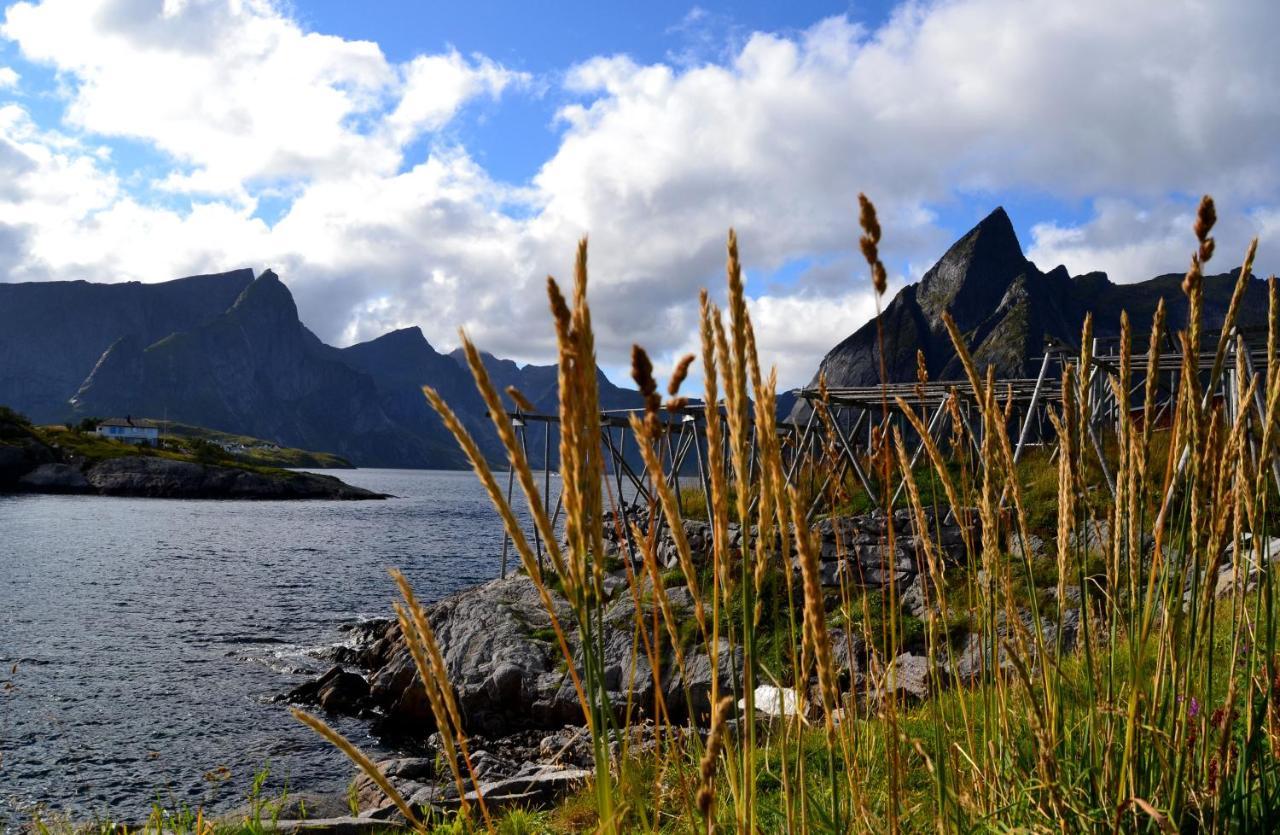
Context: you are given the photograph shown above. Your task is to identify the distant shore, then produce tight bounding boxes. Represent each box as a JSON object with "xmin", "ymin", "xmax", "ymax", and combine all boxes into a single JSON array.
[{"xmin": 0, "ymin": 409, "xmax": 383, "ymax": 500}]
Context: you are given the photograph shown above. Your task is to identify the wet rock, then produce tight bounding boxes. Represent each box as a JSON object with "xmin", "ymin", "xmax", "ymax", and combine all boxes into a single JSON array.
[
  {"xmin": 538, "ymin": 726, "xmax": 593, "ymax": 767},
  {"xmin": 461, "ymin": 767, "xmax": 591, "ymax": 811},
  {"xmin": 16, "ymin": 462, "xmax": 90, "ymax": 493},
  {"xmin": 282, "ymin": 665, "xmax": 368, "ymax": 715},
  {"xmin": 359, "ymin": 571, "xmax": 742, "ymax": 740},
  {"xmin": 352, "ymin": 757, "xmax": 437, "ymax": 813}
]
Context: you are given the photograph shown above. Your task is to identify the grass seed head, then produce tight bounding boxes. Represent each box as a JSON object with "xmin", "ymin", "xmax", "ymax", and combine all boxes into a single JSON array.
[
  {"xmin": 506, "ymin": 385, "xmax": 537, "ymax": 414},
  {"xmin": 1195, "ymin": 194, "xmax": 1217, "ymax": 263},
  {"xmin": 858, "ymin": 193, "xmax": 888, "ymax": 295},
  {"xmin": 668, "ymin": 352, "xmax": 696, "ymax": 396},
  {"xmin": 631, "ymin": 344, "xmax": 661, "ymax": 413}
]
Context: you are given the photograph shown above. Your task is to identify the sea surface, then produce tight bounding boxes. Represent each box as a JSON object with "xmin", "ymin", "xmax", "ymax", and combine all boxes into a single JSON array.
[{"xmin": 0, "ymin": 468, "xmax": 562, "ymax": 827}]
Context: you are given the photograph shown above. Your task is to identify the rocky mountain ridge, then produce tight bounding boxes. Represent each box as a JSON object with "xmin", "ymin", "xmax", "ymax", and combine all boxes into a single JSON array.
[
  {"xmin": 0, "ymin": 269, "xmax": 640, "ymax": 469},
  {"xmin": 792, "ymin": 207, "xmax": 1270, "ymax": 420}
]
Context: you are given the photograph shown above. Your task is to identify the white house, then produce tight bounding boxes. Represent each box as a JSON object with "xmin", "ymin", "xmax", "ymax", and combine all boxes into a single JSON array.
[{"xmin": 96, "ymin": 416, "xmax": 160, "ymax": 446}]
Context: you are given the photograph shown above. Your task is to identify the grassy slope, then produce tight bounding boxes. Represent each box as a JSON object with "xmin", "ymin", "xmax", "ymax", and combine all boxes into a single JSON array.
[
  {"xmin": 159, "ymin": 422, "xmax": 353, "ymax": 469},
  {"xmin": 2, "ymin": 408, "xmax": 318, "ymax": 480}
]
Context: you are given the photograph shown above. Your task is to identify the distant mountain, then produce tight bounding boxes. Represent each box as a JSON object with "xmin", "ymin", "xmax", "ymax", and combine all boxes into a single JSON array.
[
  {"xmin": 71, "ymin": 271, "xmax": 442, "ymax": 468},
  {"xmin": 792, "ymin": 207, "xmax": 1269, "ymax": 421},
  {"xmin": 0, "ymin": 267, "xmax": 651, "ymax": 469},
  {"xmin": 0, "ymin": 269, "xmax": 254, "ymax": 423},
  {"xmin": 449, "ymin": 349, "xmax": 646, "ymax": 414},
  {"xmin": 337, "ymin": 327, "xmax": 499, "ymax": 465}
]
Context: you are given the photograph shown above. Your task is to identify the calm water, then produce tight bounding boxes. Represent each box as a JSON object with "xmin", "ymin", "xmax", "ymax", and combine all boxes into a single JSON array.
[{"xmin": 0, "ymin": 469, "xmax": 554, "ymax": 827}]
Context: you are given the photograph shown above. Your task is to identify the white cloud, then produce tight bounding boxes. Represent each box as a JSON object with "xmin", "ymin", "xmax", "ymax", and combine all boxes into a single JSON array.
[
  {"xmin": 1, "ymin": 0, "xmax": 524, "ymax": 195},
  {"xmin": 0, "ymin": 0, "xmax": 1277, "ymax": 391},
  {"xmin": 387, "ymin": 51, "xmax": 528, "ymax": 144},
  {"xmin": 1028, "ymin": 197, "xmax": 1275, "ymax": 285},
  {"xmin": 0, "ymin": 66, "xmax": 19, "ymax": 88}
]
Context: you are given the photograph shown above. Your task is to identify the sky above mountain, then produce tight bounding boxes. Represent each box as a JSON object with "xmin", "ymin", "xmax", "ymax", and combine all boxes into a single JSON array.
[{"xmin": 0, "ymin": 0, "xmax": 1275, "ymax": 388}]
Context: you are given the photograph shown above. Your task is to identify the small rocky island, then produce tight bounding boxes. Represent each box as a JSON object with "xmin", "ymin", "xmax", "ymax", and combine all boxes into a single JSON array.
[{"xmin": 0, "ymin": 408, "xmax": 383, "ymax": 500}]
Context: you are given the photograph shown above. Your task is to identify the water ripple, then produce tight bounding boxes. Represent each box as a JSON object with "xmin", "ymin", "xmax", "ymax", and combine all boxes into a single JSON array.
[{"xmin": 0, "ymin": 468, "xmax": 550, "ymax": 826}]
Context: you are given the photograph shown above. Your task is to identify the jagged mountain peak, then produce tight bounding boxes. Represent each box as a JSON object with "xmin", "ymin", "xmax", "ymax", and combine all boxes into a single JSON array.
[
  {"xmin": 792, "ymin": 207, "xmax": 1273, "ymax": 422},
  {"xmin": 351, "ymin": 326, "xmax": 437, "ymax": 357},
  {"xmin": 916, "ymin": 206, "xmax": 1030, "ymax": 330},
  {"xmin": 378, "ymin": 325, "xmax": 427, "ymax": 343},
  {"xmin": 227, "ymin": 269, "xmax": 300, "ymax": 329}
]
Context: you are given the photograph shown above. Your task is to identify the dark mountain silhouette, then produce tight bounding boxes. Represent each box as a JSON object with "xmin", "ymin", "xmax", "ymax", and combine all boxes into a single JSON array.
[
  {"xmin": 0, "ymin": 269, "xmax": 254, "ymax": 423},
  {"xmin": 448, "ymin": 349, "xmax": 645, "ymax": 414},
  {"xmin": 70, "ymin": 271, "xmax": 440, "ymax": 467},
  {"xmin": 792, "ymin": 207, "xmax": 1270, "ymax": 421},
  {"xmin": 0, "ymin": 267, "xmax": 646, "ymax": 469}
]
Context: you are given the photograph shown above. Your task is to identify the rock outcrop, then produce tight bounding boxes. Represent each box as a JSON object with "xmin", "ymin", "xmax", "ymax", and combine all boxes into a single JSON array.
[
  {"xmin": 283, "ymin": 507, "xmax": 981, "ymax": 743},
  {"xmin": 0, "ymin": 421, "xmax": 383, "ymax": 500},
  {"xmin": 278, "ymin": 506, "xmax": 1112, "ymax": 816},
  {"xmin": 82, "ymin": 456, "xmax": 383, "ymax": 499},
  {"xmin": 352, "ymin": 571, "xmax": 739, "ymax": 738}
]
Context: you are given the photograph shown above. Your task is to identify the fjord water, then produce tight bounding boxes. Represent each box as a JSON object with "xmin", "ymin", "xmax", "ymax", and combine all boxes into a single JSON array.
[{"xmin": 0, "ymin": 469, "xmax": 556, "ymax": 825}]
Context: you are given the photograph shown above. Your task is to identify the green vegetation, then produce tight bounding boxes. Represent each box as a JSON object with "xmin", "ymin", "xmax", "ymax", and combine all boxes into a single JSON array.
[
  {"xmin": 1, "ymin": 414, "xmax": 349, "ymax": 476},
  {"xmin": 0, "ymin": 404, "xmax": 39, "ymax": 439},
  {"xmin": 284, "ymin": 202, "xmax": 1280, "ymax": 833},
  {"xmin": 161, "ymin": 423, "xmax": 352, "ymax": 469}
]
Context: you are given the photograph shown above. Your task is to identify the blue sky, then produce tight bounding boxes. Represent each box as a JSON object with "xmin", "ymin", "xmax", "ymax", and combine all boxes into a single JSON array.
[
  {"xmin": 295, "ymin": 2, "xmax": 888, "ymax": 179},
  {"xmin": 0, "ymin": 0, "xmax": 1274, "ymax": 386}
]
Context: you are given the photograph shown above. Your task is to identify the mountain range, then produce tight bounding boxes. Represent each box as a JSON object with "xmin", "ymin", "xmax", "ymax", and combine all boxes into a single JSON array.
[
  {"xmin": 0, "ymin": 207, "xmax": 1267, "ymax": 468},
  {"xmin": 0, "ymin": 269, "xmax": 641, "ymax": 468}
]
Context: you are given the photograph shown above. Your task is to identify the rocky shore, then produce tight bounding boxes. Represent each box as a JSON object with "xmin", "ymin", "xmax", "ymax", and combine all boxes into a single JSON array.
[
  {"xmin": 276, "ymin": 507, "xmax": 1005, "ymax": 819},
  {"xmin": 0, "ymin": 437, "xmax": 384, "ymax": 499},
  {"xmin": 277, "ymin": 506, "xmax": 1277, "ymax": 826}
]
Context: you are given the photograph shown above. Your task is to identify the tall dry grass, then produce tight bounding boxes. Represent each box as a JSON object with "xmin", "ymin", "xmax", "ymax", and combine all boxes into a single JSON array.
[{"xmin": 298, "ymin": 197, "xmax": 1280, "ymax": 833}]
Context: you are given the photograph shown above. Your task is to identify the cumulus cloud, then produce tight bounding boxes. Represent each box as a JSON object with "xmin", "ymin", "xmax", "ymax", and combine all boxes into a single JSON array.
[
  {"xmin": 1028, "ymin": 198, "xmax": 1276, "ymax": 284},
  {"xmin": 0, "ymin": 0, "xmax": 1277, "ymax": 390},
  {"xmin": 387, "ymin": 51, "xmax": 528, "ymax": 144},
  {"xmin": 1, "ymin": 0, "xmax": 523, "ymax": 195}
]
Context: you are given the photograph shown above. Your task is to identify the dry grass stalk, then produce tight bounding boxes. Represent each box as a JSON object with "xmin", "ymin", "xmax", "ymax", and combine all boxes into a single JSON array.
[
  {"xmin": 858, "ymin": 193, "xmax": 888, "ymax": 295},
  {"xmin": 291, "ymin": 709, "xmax": 422, "ymax": 828},
  {"xmin": 391, "ymin": 569, "xmax": 493, "ymax": 827},
  {"xmin": 505, "ymin": 385, "xmax": 537, "ymax": 414},
  {"xmin": 669, "ymin": 353, "xmax": 696, "ymax": 397},
  {"xmin": 421, "ymin": 383, "xmax": 589, "ymax": 726},
  {"xmin": 697, "ymin": 695, "xmax": 735, "ymax": 832}
]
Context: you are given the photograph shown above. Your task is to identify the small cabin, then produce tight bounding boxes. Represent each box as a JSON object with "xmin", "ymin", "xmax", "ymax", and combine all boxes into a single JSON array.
[{"xmin": 96, "ymin": 416, "xmax": 160, "ymax": 446}]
